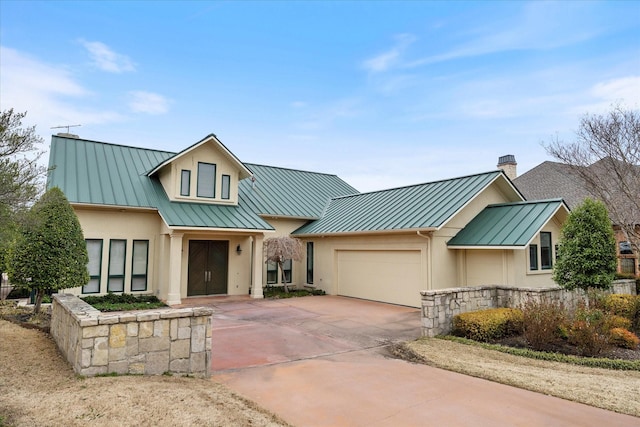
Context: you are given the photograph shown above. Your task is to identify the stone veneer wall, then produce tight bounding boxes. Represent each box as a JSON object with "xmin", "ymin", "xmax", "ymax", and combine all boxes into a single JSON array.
[
  {"xmin": 420, "ymin": 280, "xmax": 637, "ymax": 337},
  {"xmin": 51, "ymin": 294, "xmax": 213, "ymax": 377}
]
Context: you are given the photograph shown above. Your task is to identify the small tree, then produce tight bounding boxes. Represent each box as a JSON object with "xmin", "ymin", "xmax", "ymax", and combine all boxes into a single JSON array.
[
  {"xmin": 9, "ymin": 187, "xmax": 89, "ymax": 313},
  {"xmin": 0, "ymin": 109, "xmax": 47, "ymax": 210},
  {"xmin": 264, "ymin": 236, "xmax": 303, "ymax": 293},
  {"xmin": 553, "ymin": 198, "xmax": 617, "ymax": 292}
]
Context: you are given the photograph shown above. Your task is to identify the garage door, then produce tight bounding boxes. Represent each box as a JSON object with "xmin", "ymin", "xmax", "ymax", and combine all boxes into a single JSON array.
[{"xmin": 336, "ymin": 250, "xmax": 423, "ymax": 308}]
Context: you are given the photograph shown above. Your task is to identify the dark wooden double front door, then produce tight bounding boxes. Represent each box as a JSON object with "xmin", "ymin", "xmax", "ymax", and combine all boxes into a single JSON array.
[{"xmin": 187, "ymin": 240, "xmax": 229, "ymax": 296}]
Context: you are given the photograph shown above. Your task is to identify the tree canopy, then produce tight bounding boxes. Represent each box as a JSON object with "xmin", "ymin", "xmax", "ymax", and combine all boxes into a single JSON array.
[
  {"xmin": 553, "ymin": 198, "xmax": 617, "ymax": 291},
  {"xmin": 545, "ymin": 104, "xmax": 640, "ymax": 254},
  {"xmin": 0, "ymin": 108, "xmax": 47, "ymax": 210},
  {"xmin": 9, "ymin": 187, "xmax": 89, "ymax": 313}
]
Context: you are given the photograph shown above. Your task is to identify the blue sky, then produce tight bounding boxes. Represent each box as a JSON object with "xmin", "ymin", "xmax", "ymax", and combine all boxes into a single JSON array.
[{"xmin": 1, "ymin": 1, "xmax": 638, "ymax": 192}]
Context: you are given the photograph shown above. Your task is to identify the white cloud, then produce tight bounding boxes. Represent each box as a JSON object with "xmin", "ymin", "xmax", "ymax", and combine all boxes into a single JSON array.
[
  {"xmin": 79, "ymin": 39, "xmax": 136, "ymax": 73},
  {"xmin": 570, "ymin": 76, "xmax": 640, "ymax": 115},
  {"xmin": 0, "ymin": 46, "xmax": 124, "ymax": 135},
  {"xmin": 363, "ymin": 33, "xmax": 416, "ymax": 73},
  {"xmin": 128, "ymin": 91, "xmax": 170, "ymax": 115}
]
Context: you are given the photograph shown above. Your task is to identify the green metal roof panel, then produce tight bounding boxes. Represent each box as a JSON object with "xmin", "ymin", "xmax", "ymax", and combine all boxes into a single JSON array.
[
  {"xmin": 293, "ymin": 171, "xmax": 503, "ymax": 235},
  {"xmin": 47, "ymin": 136, "xmax": 274, "ymax": 230},
  {"xmin": 240, "ymin": 163, "xmax": 359, "ymax": 219},
  {"xmin": 447, "ymin": 199, "xmax": 568, "ymax": 247}
]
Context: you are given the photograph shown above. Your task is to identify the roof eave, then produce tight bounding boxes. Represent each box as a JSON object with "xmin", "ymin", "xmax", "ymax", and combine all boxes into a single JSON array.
[{"xmin": 293, "ymin": 227, "xmax": 438, "ymax": 238}]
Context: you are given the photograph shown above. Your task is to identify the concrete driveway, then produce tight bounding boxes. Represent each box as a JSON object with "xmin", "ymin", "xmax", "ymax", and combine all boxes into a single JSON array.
[{"xmin": 188, "ymin": 295, "xmax": 638, "ymax": 426}]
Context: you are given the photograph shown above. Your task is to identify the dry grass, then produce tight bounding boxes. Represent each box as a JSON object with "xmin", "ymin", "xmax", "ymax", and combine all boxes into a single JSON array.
[
  {"xmin": 402, "ymin": 337, "xmax": 640, "ymax": 417},
  {"xmin": 0, "ymin": 318, "xmax": 291, "ymax": 427}
]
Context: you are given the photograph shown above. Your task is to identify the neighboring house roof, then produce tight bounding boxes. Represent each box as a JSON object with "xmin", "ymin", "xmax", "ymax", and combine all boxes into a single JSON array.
[
  {"xmin": 293, "ymin": 171, "xmax": 521, "ymax": 236},
  {"xmin": 240, "ymin": 163, "xmax": 359, "ymax": 219},
  {"xmin": 447, "ymin": 199, "xmax": 569, "ymax": 249},
  {"xmin": 47, "ymin": 136, "xmax": 356, "ymax": 230},
  {"xmin": 513, "ymin": 161, "xmax": 591, "ymax": 210}
]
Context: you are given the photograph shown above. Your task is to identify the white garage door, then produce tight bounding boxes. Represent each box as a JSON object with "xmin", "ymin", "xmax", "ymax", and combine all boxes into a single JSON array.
[{"xmin": 336, "ymin": 250, "xmax": 423, "ymax": 308}]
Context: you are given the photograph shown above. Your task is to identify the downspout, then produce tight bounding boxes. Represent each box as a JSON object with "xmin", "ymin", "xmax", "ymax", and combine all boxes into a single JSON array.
[{"xmin": 416, "ymin": 231, "xmax": 432, "ymax": 291}]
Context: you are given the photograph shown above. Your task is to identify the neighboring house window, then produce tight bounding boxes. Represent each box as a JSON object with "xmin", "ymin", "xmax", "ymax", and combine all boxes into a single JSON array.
[
  {"xmin": 283, "ymin": 259, "xmax": 292, "ymax": 284},
  {"xmin": 221, "ymin": 174, "xmax": 231, "ymax": 200},
  {"xmin": 619, "ymin": 241, "xmax": 633, "ymax": 254},
  {"xmin": 180, "ymin": 170, "xmax": 191, "ymax": 196},
  {"xmin": 84, "ymin": 239, "xmax": 103, "ymax": 294},
  {"xmin": 529, "ymin": 244, "xmax": 538, "ymax": 270},
  {"xmin": 197, "ymin": 162, "xmax": 216, "ymax": 198},
  {"xmin": 267, "ymin": 261, "xmax": 278, "ymax": 285},
  {"xmin": 108, "ymin": 239, "xmax": 126, "ymax": 292},
  {"xmin": 131, "ymin": 240, "xmax": 149, "ymax": 291},
  {"xmin": 620, "ymin": 258, "xmax": 636, "ymax": 275},
  {"xmin": 306, "ymin": 242, "xmax": 314, "ymax": 284},
  {"xmin": 540, "ymin": 232, "xmax": 553, "ymax": 270}
]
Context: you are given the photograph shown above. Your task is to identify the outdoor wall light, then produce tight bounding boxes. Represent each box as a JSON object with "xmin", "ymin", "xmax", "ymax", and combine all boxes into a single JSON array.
[{"xmin": 236, "ymin": 244, "xmax": 242, "ymax": 255}]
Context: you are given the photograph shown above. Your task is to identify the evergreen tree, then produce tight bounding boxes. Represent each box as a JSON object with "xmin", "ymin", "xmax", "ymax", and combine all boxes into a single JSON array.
[
  {"xmin": 9, "ymin": 187, "xmax": 89, "ymax": 313},
  {"xmin": 553, "ymin": 198, "xmax": 617, "ymax": 291}
]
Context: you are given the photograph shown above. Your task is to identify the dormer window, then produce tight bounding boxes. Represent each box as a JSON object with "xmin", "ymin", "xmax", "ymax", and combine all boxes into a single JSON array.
[
  {"xmin": 180, "ymin": 170, "xmax": 191, "ymax": 196},
  {"xmin": 197, "ymin": 162, "xmax": 216, "ymax": 198},
  {"xmin": 221, "ymin": 175, "xmax": 231, "ymax": 200}
]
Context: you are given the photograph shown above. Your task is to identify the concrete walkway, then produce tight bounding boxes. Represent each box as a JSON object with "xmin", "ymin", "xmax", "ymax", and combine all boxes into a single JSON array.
[{"xmin": 186, "ymin": 295, "xmax": 638, "ymax": 426}]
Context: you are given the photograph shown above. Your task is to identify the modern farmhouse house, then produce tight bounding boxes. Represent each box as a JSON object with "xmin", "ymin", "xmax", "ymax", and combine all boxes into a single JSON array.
[{"xmin": 47, "ymin": 134, "xmax": 569, "ymax": 308}]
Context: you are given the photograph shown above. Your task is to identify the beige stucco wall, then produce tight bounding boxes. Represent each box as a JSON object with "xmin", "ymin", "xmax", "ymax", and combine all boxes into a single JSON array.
[{"xmin": 69, "ymin": 207, "xmax": 163, "ymax": 296}]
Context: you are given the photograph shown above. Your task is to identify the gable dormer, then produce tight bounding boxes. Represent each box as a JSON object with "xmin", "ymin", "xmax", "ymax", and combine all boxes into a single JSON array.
[{"xmin": 148, "ymin": 134, "xmax": 252, "ymax": 206}]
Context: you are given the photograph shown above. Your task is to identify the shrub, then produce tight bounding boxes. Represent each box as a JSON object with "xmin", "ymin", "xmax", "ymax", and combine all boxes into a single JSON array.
[
  {"xmin": 453, "ymin": 308, "xmax": 523, "ymax": 342},
  {"xmin": 521, "ymin": 299, "xmax": 567, "ymax": 351},
  {"xmin": 602, "ymin": 294, "xmax": 640, "ymax": 320},
  {"xmin": 609, "ymin": 328, "xmax": 640, "ymax": 349},
  {"xmin": 567, "ymin": 307, "xmax": 611, "ymax": 356},
  {"xmin": 604, "ymin": 315, "xmax": 632, "ymax": 332}
]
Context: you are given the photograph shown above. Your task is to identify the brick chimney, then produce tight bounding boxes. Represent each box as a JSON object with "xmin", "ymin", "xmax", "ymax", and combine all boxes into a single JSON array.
[{"xmin": 497, "ymin": 155, "xmax": 517, "ymax": 180}]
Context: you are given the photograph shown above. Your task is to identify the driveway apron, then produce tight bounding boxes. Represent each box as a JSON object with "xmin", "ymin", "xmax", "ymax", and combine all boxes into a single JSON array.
[{"xmin": 189, "ymin": 295, "xmax": 638, "ymax": 427}]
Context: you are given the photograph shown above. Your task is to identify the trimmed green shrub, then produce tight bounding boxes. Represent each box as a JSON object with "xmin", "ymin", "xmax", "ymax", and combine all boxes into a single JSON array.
[
  {"xmin": 609, "ymin": 328, "xmax": 640, "ymax": 349},
  {"xmin": 521, "ymin": 299, "xmax": 567, "ymax": 351},
  {"xmin": 453, "ymin": 308, "xmax": 523, "ymax": 342},
  {"xmin": 553, "ymin": 198, "xmax": 617, "ymax": 291},
  {"xmin": 9, "ymin": 187, "xmax": 89, "ymax": 313}
]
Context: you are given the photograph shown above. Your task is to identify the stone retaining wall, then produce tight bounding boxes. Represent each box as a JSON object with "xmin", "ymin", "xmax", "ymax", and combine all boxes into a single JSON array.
[
  {"xmin": 51, "ymin": 294, "xmax": 213, "ymax": 377},
  {"xmin": 420, "ymin": 280, "xmax": 637, "ymax": 337}
]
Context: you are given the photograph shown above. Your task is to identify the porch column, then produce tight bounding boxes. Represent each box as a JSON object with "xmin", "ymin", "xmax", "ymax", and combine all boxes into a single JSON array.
[
  {"xmin": 251, "ymin": 234, "xmax": 264, "ymax": 299},
  {"xmin": 167, "ymin": 232, "xmax": 184, "ymax": 305}
]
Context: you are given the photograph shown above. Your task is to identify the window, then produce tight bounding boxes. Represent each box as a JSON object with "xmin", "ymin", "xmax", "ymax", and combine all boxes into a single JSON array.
[
  {"xmin": 221, "ymin": 174, "xmax": 231, "ymax": 199},
  {"xmin": 529, "ymin": 244, "xmax": 538, "ymax": 270},
  {"xmin": 83, "ymin": 239, "xmax": 103, "ymax": 294},
  {"xmin": 620, "ymin": 258, "xmax": 637, "ymax": 275},
  {"xmin": 283, "ymin": 259, "xmax": 292, "ymax": 284},
  {"xmin": 540, "ymin": 232, "xmax": 553, "ymax": 270},
  {"xmin": 306, "ymin": 242, "xmax": 314, "ymax": 284},
  {"xmin": 620, "ymin": 241, "xmax": 634, "ymax": 255},
  {"xmin": 267, "ymin": 261, "xmax": 278, "ymax": 284},
  {"xmin": 197, "ymin": 162, "xmax": 216, "ymax": 198},
  {"xmin": 108, "ymin": 239, "xmax": 126, "ymax": 292},
  {"xmin": 180, "ymin": 170, "xmax": 191, "ymax": 196},
  {"xmin": 131, "ymin": 240, "xmax": 149, "ymax": 291}
]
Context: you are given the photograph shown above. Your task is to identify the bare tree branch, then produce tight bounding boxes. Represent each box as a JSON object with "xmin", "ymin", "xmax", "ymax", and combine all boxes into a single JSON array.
[{"xmin": 545, "ymin": 104, "xmax": 640, "ymax": 254}]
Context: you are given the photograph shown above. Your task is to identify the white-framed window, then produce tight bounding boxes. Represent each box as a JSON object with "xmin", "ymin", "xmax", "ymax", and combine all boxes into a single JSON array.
[
  {"xmin": 221, "ymin": 174, "xmax": 231, "ymax": 199},
  {"xmin": 180, "ymin": 170, "xmax": 191, "ymax": 196}
]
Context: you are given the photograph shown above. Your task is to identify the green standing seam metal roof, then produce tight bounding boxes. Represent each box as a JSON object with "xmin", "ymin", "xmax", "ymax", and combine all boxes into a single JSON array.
[
  {"xmin": 292, "ymin": 171, "xmax": 506, "ymax": 235},
  {"xmin": 240, "ymin": 163, "xmax": 359, "ymax": 219},
  {"xmin": 446, "ymin": 199, "xmax": 569, "ymax": 248},
  {"xmin": 47, "ymin": 136, "xmax": 357, "ymax": 230}
]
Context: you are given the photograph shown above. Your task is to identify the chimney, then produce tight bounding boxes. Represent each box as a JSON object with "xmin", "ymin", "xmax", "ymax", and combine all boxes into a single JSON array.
[{"xmin": 497, "ymin": 154, "xmax": 517, "ymax": 180}]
